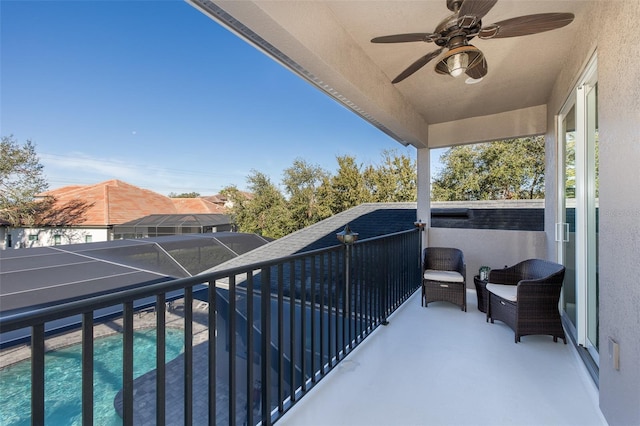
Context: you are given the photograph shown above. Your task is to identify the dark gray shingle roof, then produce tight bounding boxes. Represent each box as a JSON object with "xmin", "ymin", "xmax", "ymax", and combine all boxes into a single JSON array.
[{"xmin": 206, "ymin": 202, "xmax": 417, "ymax": 272}]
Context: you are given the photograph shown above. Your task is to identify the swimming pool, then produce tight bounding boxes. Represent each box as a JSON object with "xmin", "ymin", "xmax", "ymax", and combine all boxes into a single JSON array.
[{"xmin": 0, "ymin": 328, "xmax": 184, "ymax": 425}]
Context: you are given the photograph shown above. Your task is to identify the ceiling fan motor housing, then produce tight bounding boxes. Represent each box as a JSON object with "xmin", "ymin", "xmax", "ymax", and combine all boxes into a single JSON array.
[{"xmin": 434, "ymin": 14, "xmax": 481, "ymax": 47}]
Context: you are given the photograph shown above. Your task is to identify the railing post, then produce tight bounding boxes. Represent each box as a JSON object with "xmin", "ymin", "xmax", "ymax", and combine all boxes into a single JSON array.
[
  {"xmin": 228, "ymin": 275, "xmax": 237, "ymax": 425},
  {"xmin": 155, "ymin": 294, "xmax": 166, "ymax": 426},
  {"xmin": 31, "ymin": 324, "xmax": 45, "ymax": 426},
  {"xmin": 381, "ymin": 240, "xmax": 389, "ymax": 326},
  {"xmin": 122, "ymin": 302, "xmax": 134, "ymax": 426},
  {"xmin": 208, "ymin": 280, "xmax": 217, "ymax": 426},
  {"xmin": 184, "ymin": 287, "xmax": 193, "ymax": 426},
  {"xmin": 82, "ymin": 312, "xmax": 94, "ymax": 426},
  {"xmin": 246, "ymin": 271, "xmax": 255, "ymax": 426},
  {"xmin": 261, "ymin": 266, "xmax": 272, "ymax": 426},
  {"xmin": 337, "ymin": 225, "xmax": 359, "ymax": 348},
  {"xmin": 414, "ymin": 220, "xmax": 426, "ymax": 298}
]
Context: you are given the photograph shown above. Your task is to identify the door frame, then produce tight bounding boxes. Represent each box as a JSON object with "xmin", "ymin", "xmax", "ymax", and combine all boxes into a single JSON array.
[{"xmin": 556, "ymin": 52, "xmax": 598, "ymax": 363}]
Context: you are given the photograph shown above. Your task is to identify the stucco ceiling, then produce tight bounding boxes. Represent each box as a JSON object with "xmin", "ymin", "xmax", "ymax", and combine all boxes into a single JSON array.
[{"xmin": 189, "ymin": 0, "xmax": 591, "ymax": 148}]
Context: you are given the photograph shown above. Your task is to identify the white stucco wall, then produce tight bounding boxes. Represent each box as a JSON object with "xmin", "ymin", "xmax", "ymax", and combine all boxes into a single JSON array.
[
  {"xmin": 427, "ymin": 105, "xmax": 547, "ymax": 148},
  {"xmin": 428, "ymin": 228, "xmax": 546, "ymax": 286},
  {"xmin": 8, "ymin": 227, "xmax": 110, "ymax": 249},
  {"xmin": 545, "ymin": 2, "xmax": 640, "ymax": 424},
  {"xmin": 593, "ymin": 3, "xmax": 640, "ymax": 424}
]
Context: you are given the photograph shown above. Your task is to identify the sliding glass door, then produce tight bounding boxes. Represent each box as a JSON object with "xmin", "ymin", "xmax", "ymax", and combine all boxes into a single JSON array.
[
  {"xmin": 584, "ymin": 81, "xmax": 599, "ymax": 360},
  {"xmin": 558, "ymin": 55, "xmax": 599, "ymax": 364},
  {"xmin": 560, "ymin": 105, "xmax": 577, "ymax": 328}
]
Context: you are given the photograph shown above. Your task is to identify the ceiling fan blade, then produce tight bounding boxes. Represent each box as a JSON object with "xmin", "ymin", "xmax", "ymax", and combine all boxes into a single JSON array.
[
  {"xmin": 458, "ymin": 0, "xmax": 498, "ymax": 20},
  {"xmin": 479, "ymin": 13, "xmax": 574, "ymax": 39},
  {"xmin": 371, "ymin": 33, "xmax": 437, "ymax": 43},
  {"xmin": 392, "ymin": 48, "xmax": 443, "ymax": 83},
  {"xmin": 466, "ymin": 57, "xmax": 488, "ymax": 79}
]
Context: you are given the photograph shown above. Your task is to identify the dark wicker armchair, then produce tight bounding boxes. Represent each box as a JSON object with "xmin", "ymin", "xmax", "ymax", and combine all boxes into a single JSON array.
[
  {"xmin": 422, "ymin": 247, "xmax": 466, "ymax": 311},
  {"xmin": 486, "ymin": 259, "xmax": 566, "ymax": 343}
]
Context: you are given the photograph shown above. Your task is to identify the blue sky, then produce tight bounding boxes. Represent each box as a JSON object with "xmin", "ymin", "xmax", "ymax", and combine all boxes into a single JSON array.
[{"xmin": 1, "ymin": 0, "xmax": 432, "ymax": 196}]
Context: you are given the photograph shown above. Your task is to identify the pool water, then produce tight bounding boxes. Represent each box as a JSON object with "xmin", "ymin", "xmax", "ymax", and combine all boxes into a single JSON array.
[{"xmin": 0, "ymin": 328, "xmax": 184, "ymax": 425}]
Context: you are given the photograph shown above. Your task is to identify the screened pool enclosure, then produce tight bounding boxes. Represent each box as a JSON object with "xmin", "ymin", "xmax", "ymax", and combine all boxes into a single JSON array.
[{"xmin": 0, "ymin": 233, "xmax": 271, "ymax": 346}]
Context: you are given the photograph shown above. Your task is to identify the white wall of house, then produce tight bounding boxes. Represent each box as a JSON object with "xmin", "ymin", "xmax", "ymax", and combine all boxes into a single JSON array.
[
  {"xmin": 546, "ymin": 2, "xmax": 640, "ymax": 424},
  {"xmin": 420, "ymin": 3, "xmax": 640, "ymax": 424},
  {"xmin": 428, "ymin": 228, "xmax": 546, "ymax": 286},
  {"xmin": 7, "ymin": 227, "xmax": 110, "ymax": 249}
]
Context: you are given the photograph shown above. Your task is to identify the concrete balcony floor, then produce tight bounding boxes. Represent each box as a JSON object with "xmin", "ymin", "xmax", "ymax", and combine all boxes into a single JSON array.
[{"xmin": 279, "ymin": 290, "xmax": 606, "ymax": 426}]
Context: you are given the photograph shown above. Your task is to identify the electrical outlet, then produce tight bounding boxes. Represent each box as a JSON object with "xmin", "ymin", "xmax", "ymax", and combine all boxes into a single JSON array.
[{"xmin": 608, "ymin": 337, "xmax": 620, "ymax": 370}]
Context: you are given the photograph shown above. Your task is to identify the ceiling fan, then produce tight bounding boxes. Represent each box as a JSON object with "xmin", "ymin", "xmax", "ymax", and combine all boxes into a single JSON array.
[{"xmin": 371, "ymin": 0, "xmax": 574, "ymax": 83}]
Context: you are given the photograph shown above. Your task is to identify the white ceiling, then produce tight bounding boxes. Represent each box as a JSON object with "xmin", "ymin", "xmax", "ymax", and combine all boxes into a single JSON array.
[{"xmin": 190, "ymin": 0, "xmax": 591, "ymax": 147}]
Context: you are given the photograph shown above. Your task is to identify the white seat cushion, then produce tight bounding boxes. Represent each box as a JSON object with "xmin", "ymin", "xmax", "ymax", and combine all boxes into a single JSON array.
[
  {"xmin": 423, "ymin": 270, "xmax": 464, "ymax": 283},
  {"xmin": 486, "ymin": 283, "xmax": 518, "ymax": 302}
]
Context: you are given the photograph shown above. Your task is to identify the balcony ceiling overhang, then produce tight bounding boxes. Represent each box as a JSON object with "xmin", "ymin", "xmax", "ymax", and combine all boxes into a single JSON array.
[{"xmin": 189, "ymin": 0, "xmax": 590, "ymax": 148}]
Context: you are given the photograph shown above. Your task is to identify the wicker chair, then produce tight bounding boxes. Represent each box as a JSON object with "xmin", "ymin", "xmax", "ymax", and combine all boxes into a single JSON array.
[
  {"xmin": 422, "ymin": 247, "xmax": 466, "ymax": 311},
  {"xmin": 486, "ymin": 259, "xmax": 566, "ymax": 343}
]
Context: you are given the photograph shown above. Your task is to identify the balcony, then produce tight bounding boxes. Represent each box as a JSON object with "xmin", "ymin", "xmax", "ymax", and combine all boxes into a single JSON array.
[
  {"xmin": 278, "ymin": 289, "xmax": 606, "ymax": 425},
  {"xmin": 0, "ymin": 228, "xmax": 605, "ymax": 425}
]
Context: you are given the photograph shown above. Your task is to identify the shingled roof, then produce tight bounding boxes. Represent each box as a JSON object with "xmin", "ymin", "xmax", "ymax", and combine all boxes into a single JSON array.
[{"xmin": 205, "ymin": 202, "xmax": 418, "ymax": 273}]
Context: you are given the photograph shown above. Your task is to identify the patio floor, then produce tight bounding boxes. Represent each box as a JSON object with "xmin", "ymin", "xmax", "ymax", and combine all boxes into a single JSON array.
[{"xmin": 278, "ymin": 290, "xmax": 606, "ymax": 426}]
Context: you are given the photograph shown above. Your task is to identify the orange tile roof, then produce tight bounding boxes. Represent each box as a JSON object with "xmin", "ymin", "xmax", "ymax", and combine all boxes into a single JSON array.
[
  {"xmin": 171, "ymin": 198, "xmax": 226, "ymax": 214},
  {"xmin": 42, "ymin": 180, "xmax": 226, "ymax": 226}
]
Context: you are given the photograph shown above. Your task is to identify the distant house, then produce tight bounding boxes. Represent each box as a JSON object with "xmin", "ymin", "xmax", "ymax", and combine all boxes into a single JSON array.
[
  {"xmin": 202, "ymin": 191, "xmax": 253, "ymax": 209},
  {"xmin": 3, "ymin": 179, "xmax": 233, "ymax": 249}
]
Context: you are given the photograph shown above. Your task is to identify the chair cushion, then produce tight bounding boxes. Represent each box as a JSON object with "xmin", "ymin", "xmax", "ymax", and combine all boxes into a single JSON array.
[
  {"xmin": 424, "ymin": 270, "xmax": 464, "ymax": 283},
  {"xmin": 486, "ymin": 283, "xmax": 518, "ymax": 302}
]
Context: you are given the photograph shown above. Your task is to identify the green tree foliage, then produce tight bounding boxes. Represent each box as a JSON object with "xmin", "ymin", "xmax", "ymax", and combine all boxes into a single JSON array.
[
  {"xmin": 564, "ymin": 137, "xmax": 576, "ymax": 198},
  {"xmin": 323, "ymin": 155, "xmax": 371, "ymax": 213},
  {"xmin": 224, "ymin": 150, "xmax": 418, "ymax": 238},
  {"xmin": 0, "ymin": 135, "xmax": 92, "ymax": 226},
  {"xmin": 219, "ymin": 185, "xmax": 245, "ymax": 230},
  {"xmin": 562, "ymin": 134, "xmax": 600, "ymax": 199},
  {"xmin": 168, "ymin": 191, "xmax": 200, "ymax": 198},
  {"xmin": 431, "ymin": 137, "xmax": 545, "ymax": 201},
  {"xmin": 0, "ymin": 136, "xmax": 50, "ymax": 225},
  {"xmin": 228, "ymin": 170, "xmax": 291, "ymax": 239},
  {"xmin": 282, "ymin": 159, "xmax": 331, "ymax": 229},
  {"xmin": 364, "ymin": 149, "xmax": 417, "ymax": 202}
]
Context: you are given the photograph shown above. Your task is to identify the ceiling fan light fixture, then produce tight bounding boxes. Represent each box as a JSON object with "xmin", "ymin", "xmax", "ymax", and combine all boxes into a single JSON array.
[
  {"xmin": 435, "ymin": 45, "xmax": 482, "ymax": 78},
  {"xmin": 446, "ymin": 52, "xmax": 469, "ymax": 77}
]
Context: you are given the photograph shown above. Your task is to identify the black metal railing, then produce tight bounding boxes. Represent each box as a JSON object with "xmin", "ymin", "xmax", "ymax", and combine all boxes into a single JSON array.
[{"xmin": 0, "ymin": 229, "xmax": 421, "ymax": 425}]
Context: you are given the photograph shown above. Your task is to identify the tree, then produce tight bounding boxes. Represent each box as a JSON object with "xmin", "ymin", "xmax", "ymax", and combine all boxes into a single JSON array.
[
  {"xmin": 1, "ymin": 135, "xmax": 92, "ymax": 227},
  {"xmin": 226, "ymin": 171, "xmax": 291, "ymax": 239},
  {"xmin": 431, "ymin": 137, "xmax": 545, "ymax": 201},
  {"xmin": 223, "ymin": 150, "xmax": 419, "ymax": 238},
  {"xmin": 168, "ymin": 191, "xmax": 200, "ymax": 198},
  {"xmin": 1, "ymin": 136, "xmax": 49, "ymax": 226},
  {"xmin": 322, "ymin": 155, "xmax": 371, "ymax": 214},
  {"xmin": 431, "ymin": 145, "xmax": 480, "ymax": 201},
  {"xmin": 282, "ymin": 159, "xmax": 331, "ymax": 230},
  {"xmin": 364, "ymin": 149, "xmax": 417, "ymax": 202},
  {"xmin": 219, "ymin": 185, "xmax": 245, "ymax": 231}
]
